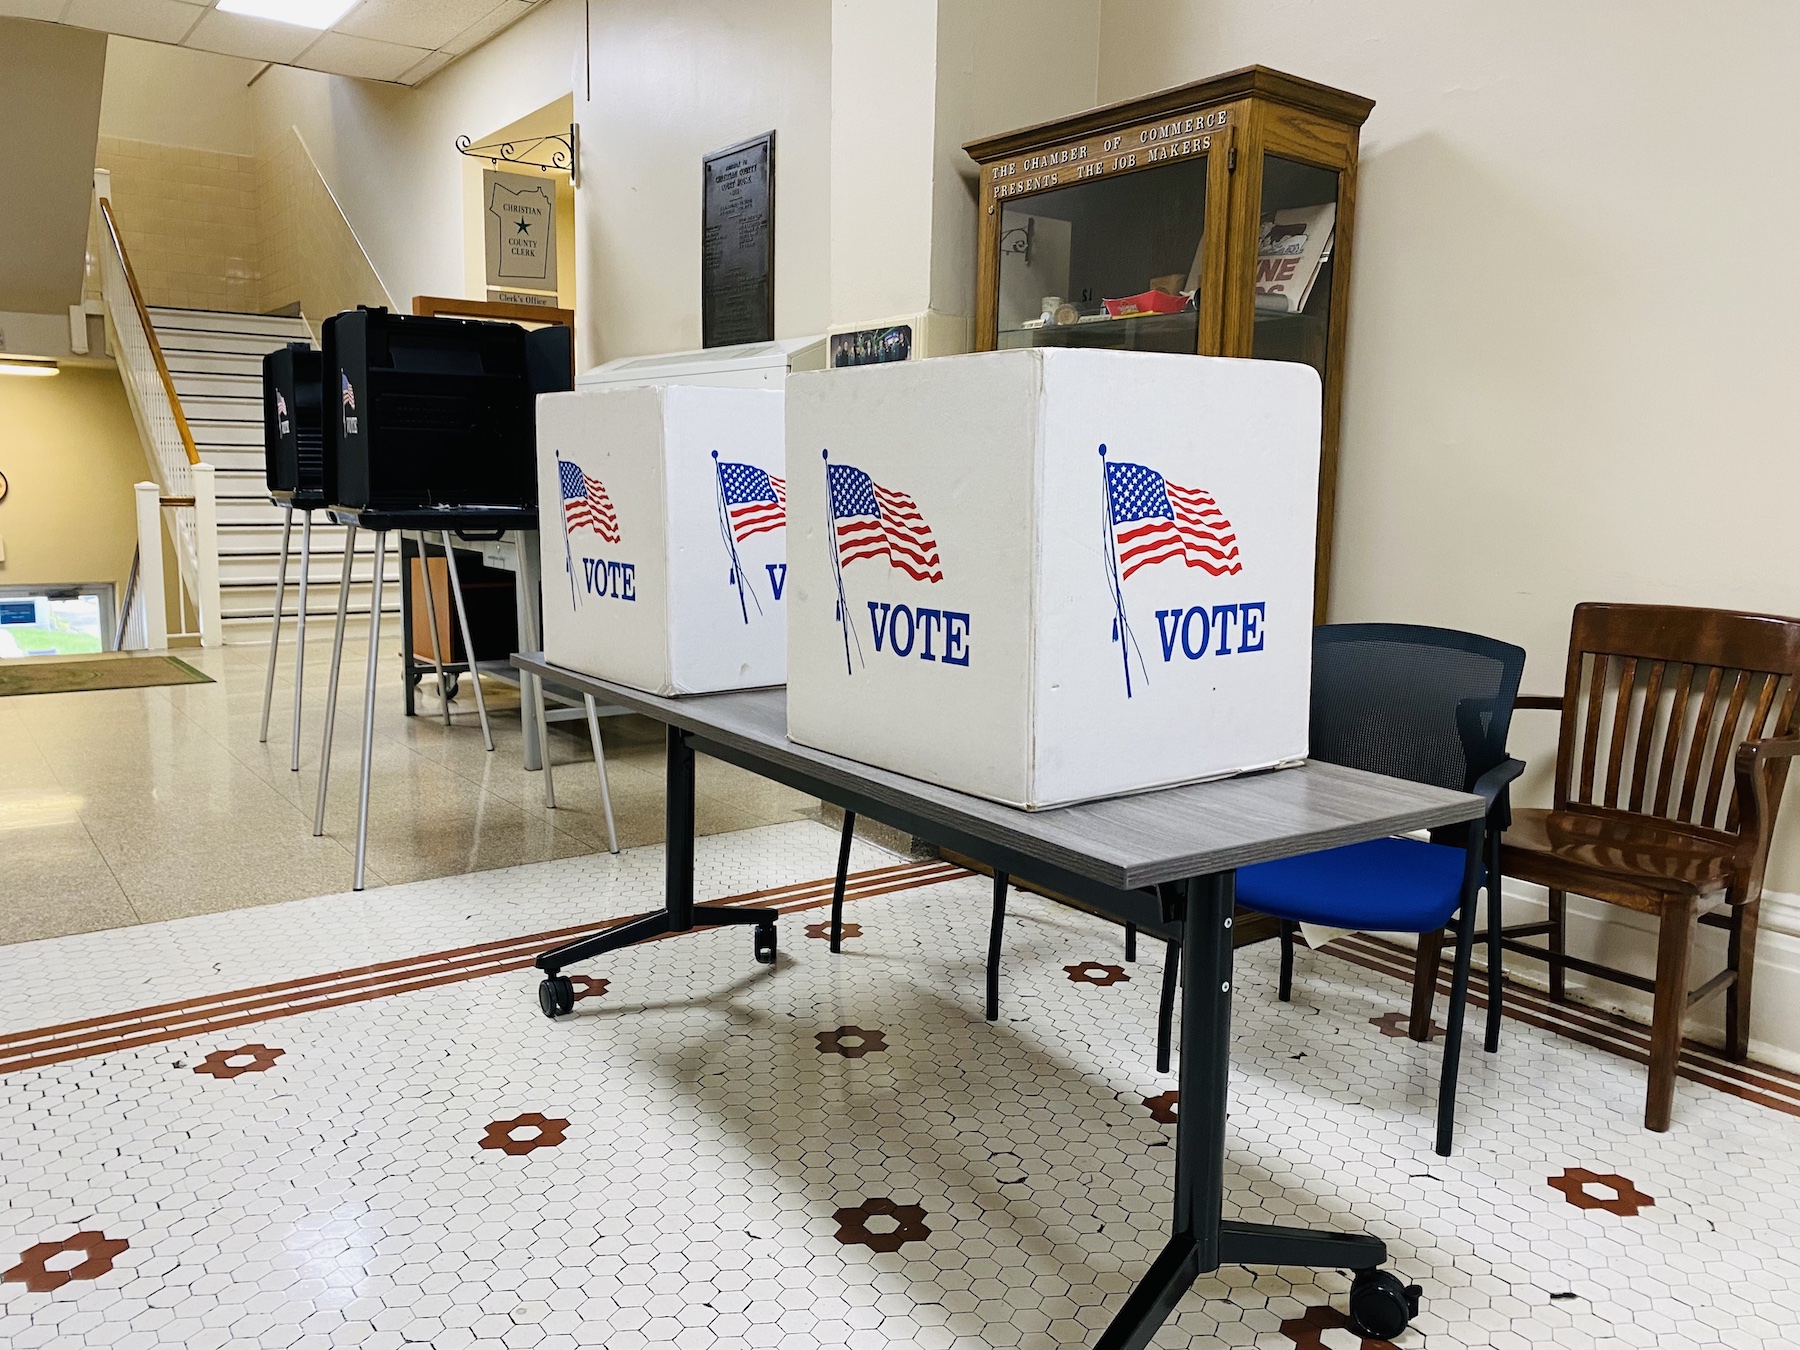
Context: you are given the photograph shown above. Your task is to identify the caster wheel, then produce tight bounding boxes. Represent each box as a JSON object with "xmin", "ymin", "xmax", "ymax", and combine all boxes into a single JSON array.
[
  {"xmin": 538, "ymin": 974, "xmax": 575, "ymax": 1018},
  {"xmin": 1348, "ymin": 1268, "xmax": 1421, "ymax": 1340},
  {"xmin": 754, "ymin": 922, "xmax": 777, "ymax": 965},
  {"xmin": 440, "ymin": 672, "xmax": 460, "ymax": 702}
]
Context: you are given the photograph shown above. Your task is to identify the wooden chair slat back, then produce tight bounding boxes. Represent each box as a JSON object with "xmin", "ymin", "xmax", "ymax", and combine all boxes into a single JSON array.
[{"xmin": 1553, "ymin": 604, "xmax": 1800, "ymax": 836}]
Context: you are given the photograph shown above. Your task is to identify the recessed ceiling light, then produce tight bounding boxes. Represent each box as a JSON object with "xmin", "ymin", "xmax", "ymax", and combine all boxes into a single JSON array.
[
  {"xmin": 0, "ymin": 356, "xmax": 59, "ymax": 377},
  {"xmin": 216, "ymin": 0, "xmax": 360, "ymax": 30}
]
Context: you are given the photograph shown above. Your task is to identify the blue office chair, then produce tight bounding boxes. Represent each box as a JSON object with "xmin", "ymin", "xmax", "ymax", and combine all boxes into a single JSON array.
[{"xmin": 1186, "ymin": 623, "xmax": 1526, "ymax": 1156}]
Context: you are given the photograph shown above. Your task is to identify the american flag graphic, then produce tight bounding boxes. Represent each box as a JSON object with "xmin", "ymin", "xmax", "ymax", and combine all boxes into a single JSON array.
[
  {"xmin": 827, "ymin": 464, "xmax": 942, "ymax": 583},
  {"xmin": 716, "ymin": 461, "xmax": 787, "ymax": 542},
  {"xmin": 1105, "ymin": 459, "xmax": 1240, "ymax": 580},
  {"xmin": 340, "ymin": 373, "xmax": 355, "ymax": 412},
  {"xmin": 558, "ymin": 458, "xmax": 620, "ymax": 543}
]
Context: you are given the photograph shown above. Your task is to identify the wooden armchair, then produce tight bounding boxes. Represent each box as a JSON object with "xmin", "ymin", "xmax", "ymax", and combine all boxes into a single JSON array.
[{"xmin": 1497, "ymin": 602, "xmax": 1800, "ymax": 1130}]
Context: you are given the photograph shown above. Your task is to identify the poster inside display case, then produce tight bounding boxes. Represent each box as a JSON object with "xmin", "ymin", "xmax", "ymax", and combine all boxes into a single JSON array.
[{"xmin": 965, "ymin": 66, "xmax": 1372, "ymax": 621}]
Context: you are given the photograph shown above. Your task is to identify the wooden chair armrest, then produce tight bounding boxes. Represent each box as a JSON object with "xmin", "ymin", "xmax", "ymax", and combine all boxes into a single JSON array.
[
  {"xmin": 1514, "ymin": 695, "xmax": 1565, "ymax": 712},
  {"xmin": 1731, "ymin": 734, "xmax": 1800, "ymax": 896}
]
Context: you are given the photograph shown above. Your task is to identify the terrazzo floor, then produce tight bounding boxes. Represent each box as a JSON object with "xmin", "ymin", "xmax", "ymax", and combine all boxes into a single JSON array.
[{"xmin": 4, "ymin": 819, "xmax": 1799, "ymax": 1349}]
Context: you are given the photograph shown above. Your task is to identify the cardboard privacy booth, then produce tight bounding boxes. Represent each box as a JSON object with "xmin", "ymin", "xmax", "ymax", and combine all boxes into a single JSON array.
[
  {"xmin": 784, "ymin": 348, "xmax": 1321, "ymax": 809},
  {"xmin": 536, "ymin": 384, "xmax": 788, "ymax": 696}
]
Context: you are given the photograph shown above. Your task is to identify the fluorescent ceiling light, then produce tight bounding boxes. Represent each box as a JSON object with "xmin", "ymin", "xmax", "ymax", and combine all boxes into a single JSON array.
[
  {"xmin": 0, "ymin": 356, "xmax": 58, "ymax": 377},
  {"xmin": 216, "ymin": 0, "xmax": 360, "ymax": 29}
]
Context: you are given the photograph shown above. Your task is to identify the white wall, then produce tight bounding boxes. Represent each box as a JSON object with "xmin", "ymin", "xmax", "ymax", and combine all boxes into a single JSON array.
[
  {"xmin": 578, "ymin": 0, "xmax": 832, "ymax": 362},
  {"xmin": 1096, "ymin": 0, "xmax": 1800, "ymax": 1059}
]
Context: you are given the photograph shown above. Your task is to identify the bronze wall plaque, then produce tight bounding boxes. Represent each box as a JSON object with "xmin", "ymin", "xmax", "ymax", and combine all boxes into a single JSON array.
[{"xmin": 702, "ymin": 131, "xmax": 776, "ymax": 347}]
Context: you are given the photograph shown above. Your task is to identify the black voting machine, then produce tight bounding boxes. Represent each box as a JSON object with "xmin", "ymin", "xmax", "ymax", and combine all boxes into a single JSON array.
[{"xmin": 256, "ymin": 306, "xmax": 573, "ymax": 890}]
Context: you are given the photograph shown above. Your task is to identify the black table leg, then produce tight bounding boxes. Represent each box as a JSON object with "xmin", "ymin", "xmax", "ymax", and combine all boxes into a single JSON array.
[
  {"xmin": 1097, "ymin": 872, "xmax": 1392, "ymax": 1350},
  {"xmin": 532, "ymin": 725, "xmax": 781, "ymax": 1013}
]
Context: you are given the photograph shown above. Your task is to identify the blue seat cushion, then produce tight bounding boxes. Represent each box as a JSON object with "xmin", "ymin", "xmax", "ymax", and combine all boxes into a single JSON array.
[{"xmin": 1236, "ymin": 835, "xmax": 1468, "ymax": 933}]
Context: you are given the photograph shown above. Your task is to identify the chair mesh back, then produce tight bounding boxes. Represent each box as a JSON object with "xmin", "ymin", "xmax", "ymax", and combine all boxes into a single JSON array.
[{"xmin": 1311, "ymin": 625, "xmax": 1527, "ymax": 794}]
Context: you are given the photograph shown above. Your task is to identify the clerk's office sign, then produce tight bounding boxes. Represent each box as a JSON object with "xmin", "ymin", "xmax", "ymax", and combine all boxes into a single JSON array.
[{"xmin": 484, "ymin": 170, "xmax": 557, "ymax": 292}]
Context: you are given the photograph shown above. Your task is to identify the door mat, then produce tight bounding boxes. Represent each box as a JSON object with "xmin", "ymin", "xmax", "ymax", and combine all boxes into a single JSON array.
[{"xmin": 0, "ymin": 655, "xmax": 213, "ymax": 697}]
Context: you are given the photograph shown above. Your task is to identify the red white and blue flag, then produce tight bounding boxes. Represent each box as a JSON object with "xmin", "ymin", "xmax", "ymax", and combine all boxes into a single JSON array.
[
  {"xmin": 559, "ymin": 458, "xmax": 620, "ymax": 543},
  {"xmin": 1105, "ymin": 459, "xmax": 1240, "ymax": 580},
  {"xmin": 716, "ymin": 461, "xmax": 787, "ymax": 542},
  {"xmin": 827, "ymin": 463, "xmax": 943, "ymax": 583}
]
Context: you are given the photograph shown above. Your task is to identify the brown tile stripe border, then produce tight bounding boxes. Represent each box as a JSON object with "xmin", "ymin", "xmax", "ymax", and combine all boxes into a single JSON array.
[
  {"xmin": 1322, "ymin": 933, "xmax": 1800, "ymax": 1120},
  {"xmin": 0, "ymin": 860, "xmax": 967, "ymax": 1077}
]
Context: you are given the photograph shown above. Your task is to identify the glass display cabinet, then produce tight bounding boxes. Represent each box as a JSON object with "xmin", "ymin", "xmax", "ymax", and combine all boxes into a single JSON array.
[{"xmin": 965, "ymin": 67, "xmax": 1373, "ymax": 621}]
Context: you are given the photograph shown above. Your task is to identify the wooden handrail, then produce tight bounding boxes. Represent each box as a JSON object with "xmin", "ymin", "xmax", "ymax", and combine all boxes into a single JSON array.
[{"xmin": 98, "ymin": 196, "xmax": 201, "ymax": 467}]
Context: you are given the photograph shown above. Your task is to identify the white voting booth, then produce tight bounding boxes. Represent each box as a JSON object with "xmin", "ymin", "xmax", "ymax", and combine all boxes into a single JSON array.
[
  {"xmin": 538, "ymin": 338, "xmax": 821, "ymax": 696},
  {"xmin": 784, "ymin": 348, "xmax": 1322, "ymax": 810}
]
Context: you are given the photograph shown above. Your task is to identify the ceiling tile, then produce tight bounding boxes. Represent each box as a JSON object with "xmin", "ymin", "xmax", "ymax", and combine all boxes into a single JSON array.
[
  {"xmin": 293, "ymin": 28, "xmax": 427, "ymax": 82},
  {"xmin": 0, "ymin": 0, "xmax": 71, "ymax": 19},
  {"xmin": 182, "ymin": 7, "xmax": 316, "ymax": 62},
  {"xmin": 63, "ymin": 0, "xmax": 203, "ymax": 43},
  {"xmin": 443, "ymin": 0, "xmax": 533, "ymax": 55},
  {"xmin": 336, "ymin": 0, "xmax": 492, "ymax": 51},
  {"xmin": 396, "ymin": 48, "xmax": 452, "ymax": 87}
]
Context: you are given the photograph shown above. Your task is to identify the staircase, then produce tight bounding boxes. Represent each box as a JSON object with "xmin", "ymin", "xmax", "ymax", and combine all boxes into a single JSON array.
[{"xmin": 150, "ymin": 306, "xmax": 400, "ymax": 642}]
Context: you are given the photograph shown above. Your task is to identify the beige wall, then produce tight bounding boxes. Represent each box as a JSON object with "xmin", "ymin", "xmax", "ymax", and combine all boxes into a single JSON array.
[
  {"xmin": 1094, "ymin": 0, "xmax": 1800, "ymax": 889},
  {"xmin": 98, "ymin": 38, "xmax": 258, "ymax": 156},
  {"xmin": 578, "ymin": 0, "xmax": 832, "ymax": 361},
  {"xmin": 249, "ymin": 0, "xmax": 580, "ymax": 330},
  {"xmin": 96, "ymin": 136, "xmax": 262, "ymax": 313},
  {"xmin": 0, "ymin": 365, "xmax": 146, "ymax": 603},
  {"xmin": 0, "ymin": 19, "xmax": 107, "ymax": 314}
]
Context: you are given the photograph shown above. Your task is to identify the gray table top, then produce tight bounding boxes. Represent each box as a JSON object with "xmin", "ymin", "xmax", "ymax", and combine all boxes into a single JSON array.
[{"xmin": 515, "ymin": 655, "xmax": 1482, "ymax": 892}]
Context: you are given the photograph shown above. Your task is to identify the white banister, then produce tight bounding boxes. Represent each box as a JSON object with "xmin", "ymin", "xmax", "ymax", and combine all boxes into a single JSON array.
[
  {"xmin": 134, "ymin": 481, "xmax": 169, "ymax": 650},
  {"xmin": 193, "ymin": 462, "xmax": 222, "ymax": 648}
]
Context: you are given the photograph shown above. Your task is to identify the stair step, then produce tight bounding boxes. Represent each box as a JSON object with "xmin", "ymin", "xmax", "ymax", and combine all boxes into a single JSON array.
[
  {"xmin": 149, "ymin": 307, "xmax": 313, "ymax": 339},
  {"xmin": 181, "ymin": 394, "xmax": 262, "ymax": 421},
  {"xmin": 220, "ymin": 553, "xmax": 401, "ymax": 587},
  {"xmin": 193, "ymin": 425, "xmax": 262, "ymax": 449},
  {"xmin": 157, "ymin": 331, "xmax": 301, "ymax": 357},
  {"xmin": 218, "ymin": 522, "xmax": 353, "ymax": 553},
  {"xmin": 173, "ymin": 372, "xmax": 262, "ymax": 400},
  {"xmin": 164, "ymin": 352, "xmax": 265, "ymax": 378}
]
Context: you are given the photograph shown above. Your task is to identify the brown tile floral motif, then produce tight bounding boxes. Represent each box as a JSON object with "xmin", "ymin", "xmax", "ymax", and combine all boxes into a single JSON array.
[
  {"xmin": 1370, "ymin": 1011, "xmax": 1442, "ymax": 1040},
  {"xmin": 479, "ymin": 1113, "xmax": 570, "ymax": 1156},
  {"xmin": 192, "ymin": 1044, "xmax": 285, "ymax": 1079},
  {"xmin": 3, "ymin": 1231, "xmax": 130, "ymax": 1293},
  {"xmin": 1279, "ymin": 1302, "xmax": 1399, "ymax": 1349},
  {"xmin": 833, "ymin": 1197, "xmax": 931, "ymax": 1253},
  {"xmin": 1064, "ymin": 961, "xmax": 1130, "ymax": 987},
  {"xmin": 816, "ymin": 1026, "xmax": 886, "ymax": 1059},
  {"xmin": 804, "ymin": 920, "xmax": 860, "ymax": 941},
  {"xmin": 1548, "ymin": 1168, "xmax": 1655, "ymax": 1216},
  {"xmin": 568, "ymin": 975, "xmax": 609, "ymax": 1003},
  {"xmin": 1142, "ymin": 1090, "xmax": 1180, "ymax": 1123}
]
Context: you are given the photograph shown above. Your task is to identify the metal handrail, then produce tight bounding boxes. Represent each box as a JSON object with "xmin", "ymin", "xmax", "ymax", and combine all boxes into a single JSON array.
[{"xmin": 96, "ymin": 196, "xmax": 200, "ymax": 467}]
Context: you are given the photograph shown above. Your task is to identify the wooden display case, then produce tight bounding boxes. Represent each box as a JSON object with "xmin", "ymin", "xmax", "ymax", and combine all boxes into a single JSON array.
[{"xmin": 965, "ymin": 66, "xmax": 1373, "ymax": 622}]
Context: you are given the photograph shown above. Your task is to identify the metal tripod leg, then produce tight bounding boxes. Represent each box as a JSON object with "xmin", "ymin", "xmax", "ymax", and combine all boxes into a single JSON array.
[
  {"xmin": 584, "ymin": 693, "xmax": 618, "ymax": 853},
  {"xmin": 536, "ymin": 672, "xmax": 557, "ymax": 809},
  {"xmin": 352, "ymin": 530, "xmax": 386, "ymax": 891},
  {"xmin": 258, "ymin": 503, "xmax": 293, "ymax": 745},
  {"xmin": 314, "ymin": 522, "xmax": 357, "ymax": 837},
  {"xmin": 440, "ymin": 532, "xmax": 492, "ymax": 751},
  {"xmin": 289, "ymin": 510, "xmax": 312, "ymax": 772},
  {"xmin": 414, "ymin": 532, "xmax": 451, "ymax": 728}
]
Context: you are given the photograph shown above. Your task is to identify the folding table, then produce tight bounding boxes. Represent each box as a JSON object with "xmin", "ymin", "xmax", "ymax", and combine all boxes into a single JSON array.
[{"xmin": 513, "ymin": 654, "xmax": 1481, "ymax": 1347}]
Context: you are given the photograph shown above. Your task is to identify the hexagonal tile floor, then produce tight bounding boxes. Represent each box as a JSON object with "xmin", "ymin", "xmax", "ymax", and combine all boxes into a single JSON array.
[{"xmin": 3, "ymin": 818, "xmax": 1799, "ymax": 1348}]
